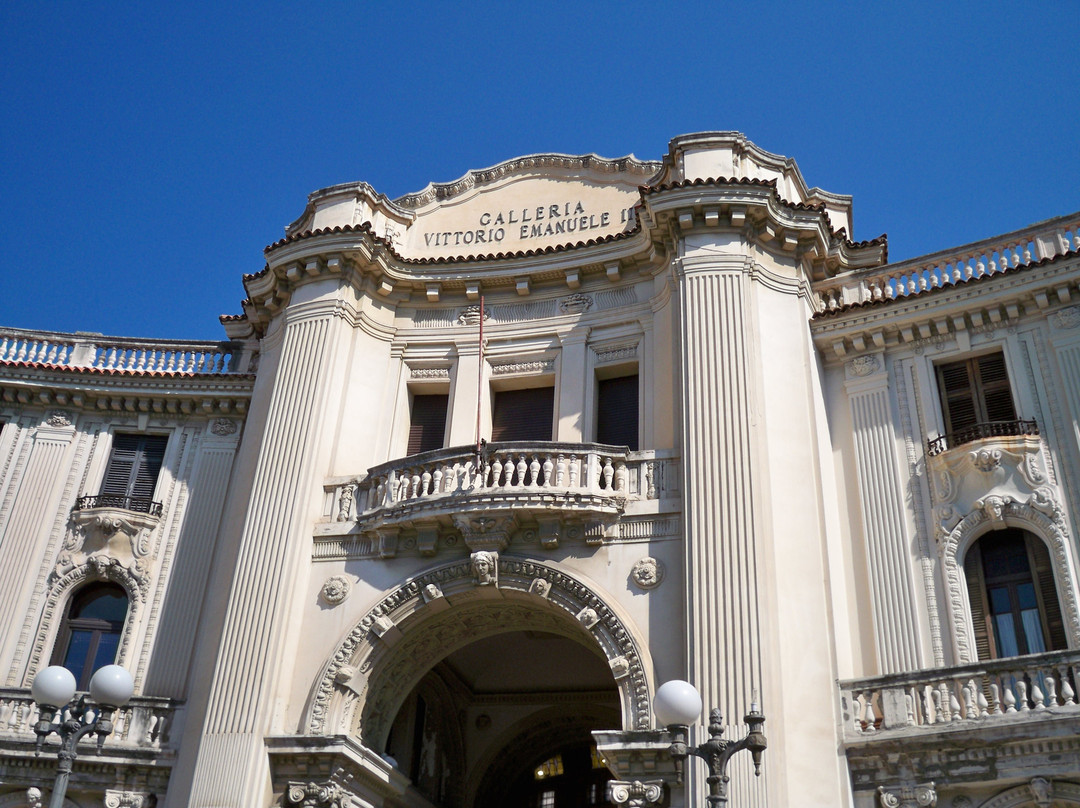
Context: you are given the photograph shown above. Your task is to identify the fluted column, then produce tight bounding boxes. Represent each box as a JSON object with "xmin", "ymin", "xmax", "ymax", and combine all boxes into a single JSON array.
[
  {"xmin": 676, "ymin": 255, "xmax": 764, "ymax": 808},
  {"xmin": 0, "ymin": 416, "xmax": 76, "ymax": 676},
  {"xmin": 186, "ymin": 297, "xmax": 355, "ymax": 806},
  {"xmin": 844, "ymin": 353, "xmax": 922, "ymax": 672}
]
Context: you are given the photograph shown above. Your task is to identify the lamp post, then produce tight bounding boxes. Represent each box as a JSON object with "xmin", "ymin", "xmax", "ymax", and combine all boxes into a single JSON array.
[
  {"xmin": 30, "ymin": 664, "xmax": 135, "ymax": 808},
  {"xmin": 653, "ymin": 680, "xmax": 766, "ymax": 808}
]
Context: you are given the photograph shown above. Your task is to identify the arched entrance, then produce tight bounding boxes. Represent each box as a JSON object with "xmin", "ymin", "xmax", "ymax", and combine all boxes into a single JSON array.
[{"xmin": 306, "ymin": 556, "xmax": 653, "ymax": 808}]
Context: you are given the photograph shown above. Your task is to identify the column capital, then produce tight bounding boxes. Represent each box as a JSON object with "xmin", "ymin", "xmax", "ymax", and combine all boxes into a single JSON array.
[
  {"xmin": 608, "ymin": 779, "xmax": 666, "ymax": 808},
  {"xmin": 878, "ymin": 781, "xmax": 937, "ymax": 808}
]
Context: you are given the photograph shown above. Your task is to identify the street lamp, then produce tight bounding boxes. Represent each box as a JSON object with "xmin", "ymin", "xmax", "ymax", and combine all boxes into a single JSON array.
[
  {"xmin": 31, "ymin": 664, "xmax": 135, "ymax": 808},
  {"xmin": 654, "ymin": 680, "xmax": 767, "ymax": 808}
]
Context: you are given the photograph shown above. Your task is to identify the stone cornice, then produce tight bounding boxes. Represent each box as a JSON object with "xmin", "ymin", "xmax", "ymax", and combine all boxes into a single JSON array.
[{"xmin": 811, "ymin": 250, "xmax": 1080, "ymax": 360}]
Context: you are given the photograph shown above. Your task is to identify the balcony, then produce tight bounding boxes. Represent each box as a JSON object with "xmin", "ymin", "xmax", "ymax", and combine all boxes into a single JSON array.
[
  {"xmin": 926, "ymin": 419, "xmax": 1039, "ymax": 456},
  {"xmin": 317, "ymin": 442, "xmax": 678, "ymax": 557},
  {"xmin": 75, "ymin": 494, "xmax": 163, "ymax": 517}
]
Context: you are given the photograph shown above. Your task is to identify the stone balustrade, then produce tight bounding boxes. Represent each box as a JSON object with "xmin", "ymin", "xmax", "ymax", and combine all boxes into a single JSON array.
[
  {"xmin": 817, "ymin": 212, "xmax": 1080, "ymax": 311},
  {"xmin": 325, "ymin": 443, "xmax": 678, "ymax": 527},
  {"xmin": 0, "ymin": 326, "xmax": 255, "ymax": 374},
  {"xmin": 839, "ymin": 650, "xmax": 1080, "ymax": 739},
  {"xmin": 0, "ymin": 689, "xmax": 178, "ymax": 749}
]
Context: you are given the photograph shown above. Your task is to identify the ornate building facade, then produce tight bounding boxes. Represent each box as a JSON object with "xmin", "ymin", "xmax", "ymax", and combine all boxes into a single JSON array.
[{"xmin": 1, "ymin": 132, "xmax": 1079, "ymax": 808}]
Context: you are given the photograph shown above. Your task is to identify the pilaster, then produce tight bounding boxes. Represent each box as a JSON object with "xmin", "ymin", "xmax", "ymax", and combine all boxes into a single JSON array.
[
  {"xmin": 843, "ymin": 353, "xmax": 922, "ymax": 673},
  {"xmin": 448, "ymin": 341, "xmax": 484, "ymax": 446},
  {"xmin": 557, "ymin": 330, "xmax": 589, "ymax": 442},
  {"xmin": 186, "ymin": 296, "xmax": 354, "ymax": 806},
  {"xmin": 675, "ymin": 254, "xmax": 765, "ymax": 808}
]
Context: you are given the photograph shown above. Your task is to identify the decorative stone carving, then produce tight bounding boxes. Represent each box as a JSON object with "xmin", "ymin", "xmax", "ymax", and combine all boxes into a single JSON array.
[
  {"xmin": 452, "ymin": 512, "xmax": 515, "ymax": 552},
  {"xmin": 284, "ymin": 781, "xmax": 345, "ymax": 808},
  {"xmin": 211, "ymin": 418, "xmax": 237, "ymax": 436},
  {"xmin": 336, "ymin": 485, "xmax": 354, "ymax": 522},
  {"xmin": 977, "ymin": 494, "xmax": 1010, "ymax": 526},
  {"xmin": 25, "ymin": 788, "xmax": 43, "ymax": 808},
  {"xmin": 969, "ymin": 448, "xmax": 1002, "ymax": 472},
  {"xmin": 471, "ymin": 550, "xmax": 498, "ymax": 586},
  {"xmin": 593, "ymin": 344, "xmax": 638, "ymax": 363},
  {"xmin": 528, "ymin": 577, "xmax": 551, "ymax": 598},
  {"xmin": 490, "ymin": 359, "xmax": 556, "ymax": 375},
  {"xmin": 1022, "ymin": 450, "xmax": 1046, "ymax": 486},
  {"xmin": 630, "ymin": 557, "xmax": 664, "ymax": 589},
  {"xmin": 559, "ymin": 293, "xmax": 594, "ymax": 314},
  {"xmin": 878, "ymin": 783, "xmax": 936, "ymax": 808},
  {"xmin": 409, "ymin": 367, "xmax": 450, "ymax": 380},
  {"xmin": 422, "ymin": 583, "xmax": 443, "ymax": 602},
  {"xmin": 847, "ymin": 354, "xmax": 881, "ymax": 377},
  {"xmin": 320, "ymin": 576, "xmax": 352, "ymax": 605},
  {"xmin": 46, "ymin": 411, "xmax": 71, "ymax": 427},
  {"xmin": 608, "ymin": 780, "xmax": 665, "ymax": 807},
  {"xmin": 1051, "ymin": 306, "xmax": 1080, "ymax": 329},
  {"xmin": 576, "ymin": 606, "xmax": 599, "ymax": 628},
  {"xmin": 105, "ymin": 790, "xmax": 154, "ymax": 808},
  {"xmin": 456, "ymin": 305, "xmax": 490, "ymax": 326},
  {"xmin": 333, "ymin": 665, "xmax": 356, "ymax": 684},
  {"xmin": 70, "ymin": 508, "xmax": 160, "ymax": 561},
  {"xmin": 1029, "ymin": 778, "xmax": 1052, "ymax": 808},
  {"xmin": 609, "ymin": 656, "xmax": 630, "ymax": 678}
]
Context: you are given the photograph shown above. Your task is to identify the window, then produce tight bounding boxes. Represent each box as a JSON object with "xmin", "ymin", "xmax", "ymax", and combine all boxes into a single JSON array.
[
  {"xmin": 964, "ymin": 529, "xmax": 1067, "ymax": 659},
  {"xmin": 100, "ymin": 433, "xmax": 168, "ymax": 512},
  {"xmin": 52, "ymin": 583, "xmax": 128, "ymax": 690},
  {"xmin": 596, "ymin": 374, "xmax": 638, "ymax": 450},
  {"xmin": 407, "ymin": 394, "xmax": 449, "ymax": 455},
  {"xmin": 491, "ymin": 387, "xmax": 554, "ymax": 442},
  {"xmin": 936, "ymin": 352, "xmax": 1017, "ymax": 436}
]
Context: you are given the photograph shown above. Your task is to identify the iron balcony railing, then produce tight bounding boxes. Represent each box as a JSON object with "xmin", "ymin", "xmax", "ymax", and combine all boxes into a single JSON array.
[
  {"xmin": 926, "ymin": 419, "xmax": 1039, "ymax": 456},
  {"xmin": 74, "ymin": 494, "xmax": 163, "ymax": 517}
]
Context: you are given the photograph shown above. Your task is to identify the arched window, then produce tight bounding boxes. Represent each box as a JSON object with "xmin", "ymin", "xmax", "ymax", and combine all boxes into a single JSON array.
[
  {"xmin": 964, "ymin": 529, "xmax": 1067, "ymax": 659},
  {"xmin": 51, "ymin": 582, "xmax": 128, "ymax": 689}
]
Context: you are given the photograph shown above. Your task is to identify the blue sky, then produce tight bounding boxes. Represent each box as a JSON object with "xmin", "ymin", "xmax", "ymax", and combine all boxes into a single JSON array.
[{"xmin": 2, "ymin": 2, "xmax": 1077, "ymax": 340}]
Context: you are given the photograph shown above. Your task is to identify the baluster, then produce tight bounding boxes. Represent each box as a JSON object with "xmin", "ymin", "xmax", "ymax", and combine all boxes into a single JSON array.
[
  {"xmin": 457, "ymin": 463, "xmax": 470, "ymax": 491},
  {"xmin": 1017, "ymin": 677, "xmax": 1030, "ymax": 711},
  {"xmin": 988, "ymin": 681, "xmax": 1002, "ymax": 715},
  {"xmin": 1023, "ymin": 241, "xmax": 1033, "ymax": 263},
  {"xmin": 977, "ymin": 685, "xmax": 989, "ymax": 718},
  {"xmin": 962, "ymin": 679, "xmax": 976, "ymax": 718},
  {"xmin": 396, "ymin": 475, "xmax": 409, "ymax": 501},
  {"xmin": 869, "ymin": 281, "xmax": 883, "ymax": 301},
  {"xmin": 556, "ymin": 455, "xmax": 566, "ymax": 487},
  {"xmin": 1060, "ymin": 667, "xmax": 1076, "ymax": 706},
  {"xmin": 45, "ymin": 342, "xmax": 59, "ymax": 363},
  {"xmin": 949, "ymin": 681, "xmax": 963, "ymax": 720},
  {"xmin": 502, "ymin": 457, "xmax": 514, "ymax": 487},
  {"xmin": 427, "ymin": 466, "xmax": 441, "ymax": 494},
  {"xmin": 602, "ymin": 457, "xmax": 614, "ymax": 489},
  {"xmin": 113, "ymin": 708, "xmax": 127, "ymax": 740},
  {"xmin": 407, "ymin": 472, "xmax": 419, "ymax": 498},
  {"xmin": 920, "ymin": 685, "xmax": 933, "ymax": 725},
  {"xmin": 615, "ymin": 462, "xmax": 629, "ymax": 492},
  {"xmin": 569, "ymin": 455, "xmax": 580, "ymax": 488},
  {"xmin": 541, "ymin": 455, "xmax": 553, "ymax": 487},
  {"xmin": 445, "ymin": 464, "xmax": 457, "ymax": 492},
  {"xmin": 976, "ymin": 255, "xmax": 987, "ymax": 277},
  {"xmin": 420, "ymin": 468, "xmax": 431, "ymax": 496},
  {"xmin": 0, "ymin": 338, "xmax": 9, "ymax": 361},
  {"xmin": 15, "ymin": 340, "xmax": 29, "ymax": 362},
  {"xmin": 529, "ymin": 456, "xmax": 541, "ymax": 487},
  {"xmin": 861, "ymin": 690, "xmax": 876, "ymax": 732},
  {"xmin": 906, "ymin": 275, "xmax": 918, "ymax": 295},
  {"xmin": 989, "ymin": 253, "xmax": 999, "ymax": 273},
  {"xmin": 488, "ymin": 457, "xmax": 501, "ymax": 487},
  {"xmin": 905, "ymin": 691, "xmax": 915, "ymax": 726},
  {"xmin": 1045, "ymin": 675, "xmax": 1058, "ymax": 707},
  {"xmin": 931, "ymin": 687, "xmax": 944, "ymax": 723},
  {"xmin": 646, "ymin": 461, "xmax": 657, "ymax": 498},
  {"xmin": 1003, "ymin": 678, "xmax": 1017, "ymax": 713},
  {"xmin": 507, "ymin": 456, "xmax": 521, "ymax": 487},
  {"xmin": 917, "ymin": 272, "xmax": 928, "ymax": 292},
  {"xmin": 1031, "ymin": 672, "xmax": 1046, "ymax": 709}
]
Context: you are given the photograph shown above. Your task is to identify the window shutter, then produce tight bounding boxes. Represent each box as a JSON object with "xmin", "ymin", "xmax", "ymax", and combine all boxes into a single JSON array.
[
  {"xmin": 491, "ymin": 387, "xmax": 554, "ymax": 442},
  {"xmin": 596, "ymin": 375, "xmax": 639, "ymax": 450},
  {"xmin": 1026, "ymin": 535, "xmax": 1068, "ymax": 651},
  {"xmin": 102, "ymin": 434, "xmax": 166, "ymax": 500},
  {"xmin": 130, "ymin": 436, "xmax": 167, "ymax": 500},
  {"xmin": 964, "ymin": 544, "xmax": 995, "ymax": 661},
  {"xmin": 408, "ymin": 394, "xmax": 449, "ymax": 455},
  {"xmin": 937, "ymin": 361, "xmax": 978, "ymax": 434},
  {"xmin": 976, "ymin": 353, "xmax": 1017, "ymax": 423},
  {"xmin": 101, "ymin": 435, "xmax": 140, "ymax": 496}
]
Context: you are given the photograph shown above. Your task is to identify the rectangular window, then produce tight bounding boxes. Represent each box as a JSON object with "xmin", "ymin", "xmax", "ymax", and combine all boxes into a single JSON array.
[
  {"xmin": 407, "ymin": 394, "xmax": 449, "ymax": 455},
  {"xmin": 100, "ymin": 433, "xmax": 168, "ymax": 509},
  {"xmin": 596, "ymin": 374, "xmax": 638, "ymax": 450},
  {"xmin": 491, "ymin": 387, "xmax": 554, "ymax": 442},
  {"xmin": 936, "ymin": 352, "xmax": 1017, "ymax": 435}
]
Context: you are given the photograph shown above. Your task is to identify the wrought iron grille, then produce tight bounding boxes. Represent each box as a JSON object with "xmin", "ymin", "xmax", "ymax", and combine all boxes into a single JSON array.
[
  {"xmin": 926, "ymin": 419, "xmax": 1039, "ymax": 456},
  {"xmin": 74, "ymin": 494, "xmax": 163, "ymax": 517}
]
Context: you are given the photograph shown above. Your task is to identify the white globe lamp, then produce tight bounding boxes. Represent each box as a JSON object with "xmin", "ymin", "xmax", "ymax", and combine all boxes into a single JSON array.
[
  {"xmin": 30, "ymin": 666, "xmax": 77, "ymax": 709},
  {"xmin": 89, "ymin": 665, "xmax": 134, "ymax": 707},
  {"xmin": 654, "ymin": 679, "xmax": 703, "ymax": 728}
]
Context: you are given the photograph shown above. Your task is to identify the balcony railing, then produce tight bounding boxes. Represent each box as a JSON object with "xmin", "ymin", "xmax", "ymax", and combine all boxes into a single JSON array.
[
  {"xmin": 0, "ymin": 689, "xmax": 177, "ymax": 749},
  {"xmin": 356, "ymin": 441, "xmax": 633, "ymax": 518},
  {"xmin": 75, "ymin": 494, "xmax": 164, "ymax": 517},
  {"xmin": 839, "ymin": 649, "xmax": 1080, "ymax": 740},
  {"xmin": 926, "ymin": 419, "xmax": 1039, "ymax": 456}
]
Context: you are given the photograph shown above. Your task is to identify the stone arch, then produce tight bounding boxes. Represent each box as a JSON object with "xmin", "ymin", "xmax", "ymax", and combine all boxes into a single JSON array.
[
  {"xmin": 25, "ymin": 556, "xmax": 144, "ymax": 685},
  {"xmin": 306, "ymin": 555, "xmax": 653, "ymax": 749},
  {"xmin": 975, "ymin": 779, "xmax": 1080, "ymax": 808},
  {"xmin": 939, "ymin": 489, "xmax": 1080, "ymax": 663}
]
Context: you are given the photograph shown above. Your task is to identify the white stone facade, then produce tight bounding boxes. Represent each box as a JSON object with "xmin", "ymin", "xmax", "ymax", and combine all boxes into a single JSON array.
[{"xmin": 1, "ymin": 133, "xmax": 1079, "ymax": 808}]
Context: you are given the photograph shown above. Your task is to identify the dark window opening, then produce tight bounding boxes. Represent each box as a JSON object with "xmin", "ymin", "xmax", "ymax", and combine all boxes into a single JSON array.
[
  {"xmin": 89, "ymin": 433, "xmax": 168, "ymax": 513},
  {"xmin": 965, "ymin": 529, "xmax": 1067, "ymax": 660},
  {"xmin": 930, "ymin": 353, "xmax": 1029, "ymax": 454},
  {"xmin": 51, "ymin": 583, "xmax": 128, "ymax": 690},
  {"xmin": 491, "ymin": 387, "xmax": 554, "ymax": 442},
  {"xmin": 407, "ymin": 394, "xmax": 449, "ymax": 455},
  {"xmin": 596, "ymin": 374, "xmax": 638, "ymax": 450}
]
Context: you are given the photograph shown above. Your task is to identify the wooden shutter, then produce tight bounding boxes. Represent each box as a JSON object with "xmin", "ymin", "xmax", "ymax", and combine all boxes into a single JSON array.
[
  {"xmin": 103, "ymin": 434, "xmax": 167, "ymax": 499},
  {"xmin": 597, "ymin": 375, "xmax": 638, "ymax": 450},
  {"xmin": 963, "ymin": 544, "xmax": 996, "ymax": 661},
  {"xmin": 491, "ymin": 387, "xmax": 554, "ymax": 442},
  {"xmin": 975, "ymin": 353, "xmax": 1017, "ymax": 423},
  {"xmin": 1026, "ymin": 535, "xmax": 1068, "ymax": 651},
  {"xmin": 408, "ymin": 394, "xmax": 448, "ymax": 455}
]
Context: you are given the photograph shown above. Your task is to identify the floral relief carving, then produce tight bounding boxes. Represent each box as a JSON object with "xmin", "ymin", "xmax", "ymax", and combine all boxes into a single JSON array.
[
  {"xmin": 490, "ymin": 359, "xmax": 556, "ymax": 375},
  {"xmin": 1051, "ymin": 306, "xmax": 1080, "ymax": 329},
  {"xmin": 46, "ymin": 411, "xmax": 71, "ymax": 428},
  {"xmin": 210, "ymin": 418, "xmax": 237, "ymax": 436},
  {"xmin": 456, "ymin": 305, "xmax": 491, "ymax": 326},
  {"xmin": 320, "ymin": 575, "xmax": 352, "ymax": 605},
  {"xmin": 630, "ymin": 557, "xmax": 664, "ymax": 589},
  {"xmin": 969, "ymin": 448, "xmax": 1002, "ymax": 473},
  {"xmin": 559, "ymin": 293, "xmax": 594, "ymax": 314},
  {"xmin": 847, "ymin": 354, "xmax": 881, "ymax": 377}
]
